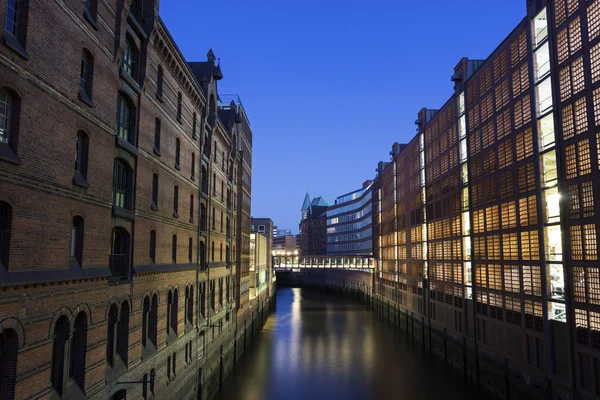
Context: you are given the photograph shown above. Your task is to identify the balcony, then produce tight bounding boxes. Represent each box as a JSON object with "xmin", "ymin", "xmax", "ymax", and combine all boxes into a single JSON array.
[{"xmin": 109, "ymin": 254, "xmax": 129, "ymax": 280}]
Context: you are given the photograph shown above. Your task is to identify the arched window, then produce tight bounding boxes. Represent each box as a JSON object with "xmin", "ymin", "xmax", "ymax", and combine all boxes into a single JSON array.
[
  {"xmin": 142, "ymin": 373, "xmax": 148, "ymax": 399},
  {"xmin": 110, "ymin": 227, "xmax": 130, "ymax": 279},
  {"xmin": 5, "ymin": 0, "xmax": 29, "ymax": 49},
  {"xmin": 199, "ymin": 241, "xmax": 205, "ymax": 267},
  {"xmin": 171, "ymin": 234, "xmax": 177, "ymax": 263},
  {"xmin": 191, "ymin": 152, "xmax": 196, "ymax": 179},
  {"xmin": 175, "ymin": 138, "xmax": 180, "ymax": 169},
  {"xmin": 129, "ymin": 0, "xmax": 141, "ymax": 21},
  {"xmin": 151, "ymin": 174, "xmax": 158, "ymax": 210},
  {"xmin": 117, "ymin": 301, "xmax": 129, "ymax": 366},
  {"xmin": 188, "ymin": 237, "xmax": 193, "ymax": 262},
  {"xmin": 200, "ymin": 282, "xmax": 206, "ymax": 318},
  {"xmin": 189, "ymin": 194, "xmax": 194, "ymax": 223},
  {"xmin": 113, "ymin": 159, "xmax": 132, "ymax": 210},
  {"xmin": 150, "ymin": 295, "xmax": 158, "ymax": 347},
  {"xmin": 153, "ymin": 118, "xmax": 161, "ymax": 154},
  {"xmin": 212, "ymin": 173, "xmax": 216, "ymax": 195},
  {"xmin": 177, "ymin": 92, "xmax": 182, "ymax": 122},
  {"xmin": 192, "ymin": 112, "xmax": 197, "ymax": 139},
  {"xmin": 123, "ymin": 37, "xmax": 138, "ymax": 80},
  {"xmin": 0, "ymin": 88, "xmax": 21, "ymax": 158},
  {"xmin": 142, "ymin": 296, "xmax": 150, "ymax": 349},
  {"xmin": 201, "ymin": 166, "xmax": 208, "ymax": 194},
  {"xmin": 112, "ymin": 389, "xmax": 127, "ymax": 400},
  {"xmin": 51, "ymin": 316, "xmax": 70, "ymax": 395},
  {"xmin": 213, "ymin": 141, "xmax": 217, "ymax": 161},
  {"xmin": 186, "ymin": 286, "xmax": 193, "ymax": 326},
  {"xmin": 0, "ymin": 201, "xmax": 13, "ymax": 268},
  {"xmin": 74, "ymin": 131, "xmax": 89, "ymax": 184},
  {"xmin": 149, "ymin": 230, "xmax": 156, "ymax": 264},
  {"xmin": 0, "ymin": 328, "xmax": 18, "ymax": 399},
  {"xmin": 226, "ymin": 245, "xmax": 230, "ymax": 263},
  {"xmin": 208, "ymin": 95, "xmax": 216, "ymax": 125},
  {"xmin": 170, "ymin": 289, "xmax": 178, "ymax": 335},
  {"xmin": 211, "ymin": 241, "xmax": 215, "ymax": 262},
  {"xmin": 219, "ymin": 243, "xmax": 223, "ymax": 261},
  {"xmin": 173, "ymin": 186, "xmax": 179, "ymax": 217},
  {"xmin": 79, "ymin": 49, "xmax": 94, "ymax": 101},
  {"xmin": 211, "ymin": 207, "xmax": 215, "ymax": 229},
  {"xmin": 200, "ymin": 203, "xmax": 206, "ymax": 231},
  {"xmin": 220, "ymin": 211, "xmax": 223, "ymax": 231},
  {"xmin": 156, "ymin": 66, "xmax": 163, "ymax": 99},
  {"xmin": 150, "ymin": 368, "xmax": 155, "ymax": 394},
  {"xmin": 70, "ymin": 312, "xmax": 87, "ymax": 391},
  {"xmin": 84, "ymin": 0, "xmax": 98, "ymax": 22},
  {"xmin": 106, "ymin": 304, "xmax": 118, "ymax": 367},
  {"xmin": 70, "ymin": 216, "xmax": 84, "ymax": 266},
  {"xmin": 117, "ymin": 93, "xmax": 135, "ymax": 143}
]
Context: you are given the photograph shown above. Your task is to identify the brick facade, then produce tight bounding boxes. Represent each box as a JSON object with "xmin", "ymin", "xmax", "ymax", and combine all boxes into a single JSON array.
[{"xmin": 0, "ymin": 1, "xmax": 268, "ymax": 399}]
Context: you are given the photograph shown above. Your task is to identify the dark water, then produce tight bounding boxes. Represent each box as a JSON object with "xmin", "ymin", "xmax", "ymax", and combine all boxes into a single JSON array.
[{"xmin": 217, "ymin": 288, "xmax": 480, "ymax": 400}]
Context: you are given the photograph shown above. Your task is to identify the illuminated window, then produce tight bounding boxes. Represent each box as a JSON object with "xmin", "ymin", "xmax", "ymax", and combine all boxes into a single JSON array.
[
  {"xmin": 560, "ymin": 64, "xmax": 572, "ymax": 101},
  {"xmin": 498, "ymin": 140, "xmax": 513, "ymax": 169},
  {"xmin": 573, "ymin": 267, "xmax": 586, "ymax": 302},
  {"xmin": 504, "ymin": 265, "xmax": 520, "ymax": 293},
  {"xmin": 523, "ymin": 265, "xmax": 542, "ymax": 296},
  {"xmin": 517, "ymin": 162, "xmax": 536, "ymax": 193},
  {"xmin": 519, "ymin": 195, "xmax": 537, "ymax": 227},
  {"xmin": 499, "ymin": 170, "xmax": 514, "ymax": 199},
  {"xmin": 557, "ymin": 27, "xmax": 569, "ymax": 64},
  {"xmin": 521, "ymin": 230, "xmax": 540, "ymax": 260},
  {"xmin": 572, "ymin": 57, "xmax": 585, "ymax": 94},
  {"xmin": 589, "ymin": 268, "xmax": 600, "ymax": 305},
  {"xmin": 555, "ymin": 0, "xmax": 567, "ymax": 27},
  {"xmin": 592, "ymin": 42, "xmax": 600, "ymax": 83},
  {"xmin": 503, "ymin": 234, "xmax": 518, "ymax": 260},
  {"xmin": 588, "ymin": 0, "xmax": 600, "ymax": 42},
  {"xmin": 501, "ymin": 202, "xmax": 517, "ymax": 229},
  {"xmin": 534, "ymin": 42, "xmax": 551, "ymax": 81},
  {"xmin": 593, "ymin": 91, "xmax": 600, "ymax": 131},
  {"xmin": 541, "ymin": 151, "xmax": 558, "ymax": 187}
]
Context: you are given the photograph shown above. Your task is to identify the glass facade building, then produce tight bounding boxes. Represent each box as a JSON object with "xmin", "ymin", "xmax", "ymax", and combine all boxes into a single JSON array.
[
  {"xmin": 327, "ymin": 182, "xmax": 374, "ymax": 255},
  {"xmin": 373, "ymin": 1, "xmax": 600, "ymax": 397}
]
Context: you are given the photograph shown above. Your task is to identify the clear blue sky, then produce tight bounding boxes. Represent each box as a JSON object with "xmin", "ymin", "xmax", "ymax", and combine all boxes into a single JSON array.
[{"xmin": 160, "ymin": 0, "xmax": 526, "ymax": 233}]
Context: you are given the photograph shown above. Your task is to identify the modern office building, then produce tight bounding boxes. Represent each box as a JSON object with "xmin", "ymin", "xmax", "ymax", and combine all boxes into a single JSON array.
[
  {"xmin": 251, "ymin": 217, "xmax": 274, "ymax": 295},
  {"xmin": 274, "ymin": 228, "xmax": 292, "ymax": 237},
  {"xmin": 249, "ymin": 233, "xmax": 269, "ymax": 299},
  {"xmin": 299, "ymin": 194, "xmax": 328, "ymax": 255},
  {"xmin": 373, "ymin": 1, "xmax": 600, "ymax": 398},
  {"xmin": 326, "ymin": 180, "xmax": 374, "ymax": 256},
  {"xmin": 0, "ymin": 1, "xmax": 267, "ymax": 399}
]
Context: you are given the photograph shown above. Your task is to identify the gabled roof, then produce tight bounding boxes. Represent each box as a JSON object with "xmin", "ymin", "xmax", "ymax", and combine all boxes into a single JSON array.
[
  {"xmin": 301, "ymin": 193, "xmax": 311, "ymax": 211},
  {"xmin": 311, "ymin": 197, "xmax": 328, "ymax": 207}
]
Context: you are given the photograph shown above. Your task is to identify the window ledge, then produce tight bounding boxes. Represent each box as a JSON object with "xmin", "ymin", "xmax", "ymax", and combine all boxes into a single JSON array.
[
  {"xmin": 72, "ymin": 170, "xmax": 89, "ymax": 188},
  {"xmin": 115, "ymin": 136, "xmax": 138, "ymax": 156},
  {"xmin": 120, "ymin": 67, "xmax": 142, "ymax": 94},
  {"xmin": 153, "ymin": 147, "xmax": 161, "ymax": 156},
  {"xmin": 151, "ymin": 202, "xmax": 159, "ymax": 211},
  {"xmin": 1, "ymin": 32, "xmax": 29, "ymax": 60},
  {"xmin": 78, "ymin": 87, "xmax": 94, "ymax": 107},
  {"xmin": 0, "ymin": 144, "xmax": 21, "ymax": 165},
  {"xmin": 113, "ymin": 206, "xmax": 135, "ymax": 221},
  {"xmin": 83, "ymin": 9, "xmax": 99, "ymax": 30},
  {"xmin": 127, "ymin": 13, "xmax": 148, "ymax": 41}
]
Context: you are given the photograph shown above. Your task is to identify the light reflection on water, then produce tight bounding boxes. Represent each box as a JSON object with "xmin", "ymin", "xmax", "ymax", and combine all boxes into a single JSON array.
[{"xmin": 216, "ymin": 288, "xmax": 480, "ymax": 400}]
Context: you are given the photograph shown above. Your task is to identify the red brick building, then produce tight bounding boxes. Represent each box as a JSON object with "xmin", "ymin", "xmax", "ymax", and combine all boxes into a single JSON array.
[{"xmin": 0, "ymin": 1, "xmax": 267, "ymax": 399}]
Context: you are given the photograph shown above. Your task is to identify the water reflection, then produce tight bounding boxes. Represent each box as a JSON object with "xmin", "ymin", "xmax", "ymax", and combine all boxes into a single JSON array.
[{"xmin": 217, "ymin": 288, "xmax": 480, "ymax": 400}]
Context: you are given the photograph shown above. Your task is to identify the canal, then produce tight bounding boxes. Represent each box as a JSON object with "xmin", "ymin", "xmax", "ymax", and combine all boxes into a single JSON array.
[{"xmin": 217, "ymin": 287, "xmax": 482, "ymax": 400}]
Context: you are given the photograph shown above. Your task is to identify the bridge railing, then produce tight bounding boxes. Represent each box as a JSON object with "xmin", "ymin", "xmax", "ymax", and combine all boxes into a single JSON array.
[{"xmin": 273, "ymin": 255, "xmax": 374, "ymax": 272}]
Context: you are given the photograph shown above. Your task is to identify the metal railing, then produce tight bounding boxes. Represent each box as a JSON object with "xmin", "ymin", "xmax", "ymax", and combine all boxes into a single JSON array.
[{"xmin": 273, "ymin": 255, "xmax": 375, "ymax": 272}]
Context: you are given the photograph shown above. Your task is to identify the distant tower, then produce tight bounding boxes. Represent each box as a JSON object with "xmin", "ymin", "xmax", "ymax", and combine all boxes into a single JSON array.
[{"xmin": 301, "ymin": 193, "xmax": 311, "ymax": 221}]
